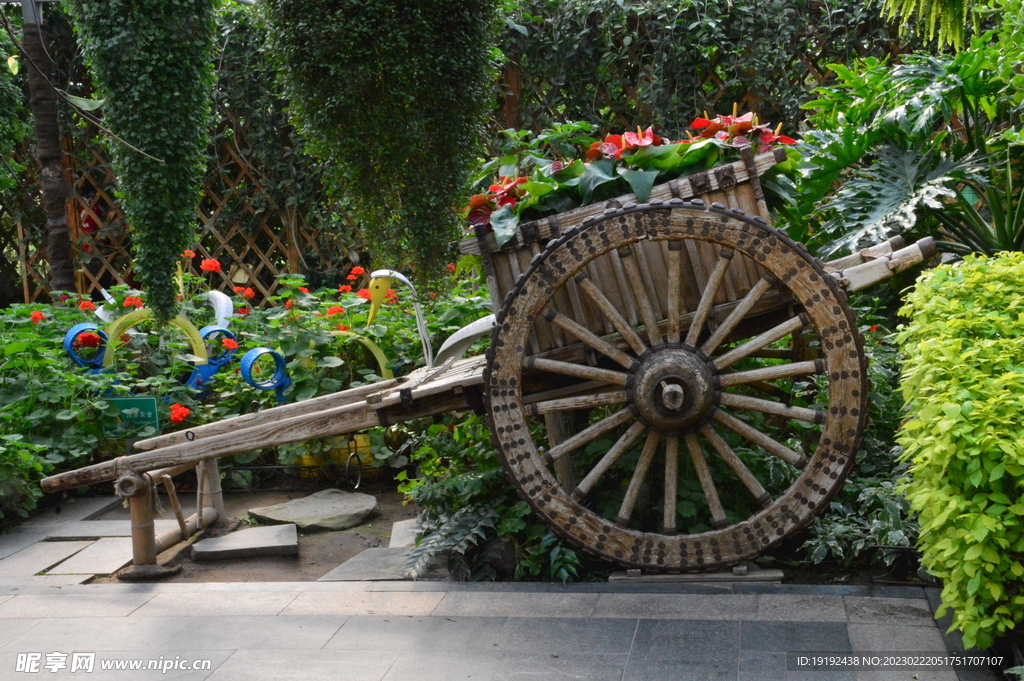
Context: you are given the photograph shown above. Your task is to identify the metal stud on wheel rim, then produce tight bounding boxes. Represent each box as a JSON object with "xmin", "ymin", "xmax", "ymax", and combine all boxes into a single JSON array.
[{"xmin": 485, "ymin": 202, "xmax": 868, "ymax": 571}]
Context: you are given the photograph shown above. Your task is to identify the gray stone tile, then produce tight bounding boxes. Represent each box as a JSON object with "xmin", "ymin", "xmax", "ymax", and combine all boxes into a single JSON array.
[
  {"xmin": 741, "ymin": 620, "xmax": 851, "ymax": 652},
  {"xmin": 47, "ymin": 538, "xmax": 133, "ymax": 575},
  {"xmin": 318, "ymin": 547, "xmax": 415, "ymax": 581},
  {"xmin": 494, "ymin": 652, "xmax": 628, "ymax": 681},
  {"xmin": 164, "ymin": 615, "xmax": 346, "ymax": 650},
  {"xmin": 758, "ymin": 594, "xmax": 847, "ymax": 622},
  {"xmin": 856, "ymin": 672, "xmax": 958, "ymax": 681},
  {"xmin": 381, "ymin": 650, "xmax": 501, "ymax": 681},
  {"xmin": 739, "ymin": 650, "xmax": 855, "ymax": 681},
  {"xmin": 623, "ymin": 619, "xmax": 740, "ymax": 681},
  {"xmin": 19, "ymin": 496, "xmax": 120, "ymax": 526},
  {"xmin": 0, "ymin": 618, "xmax": 41, "ymax": 648},
  {"xmin": 0, "ymin": 541, "xmax": 93, "ymax": 577},
  {"xmin": 0, "ymin": 575, "xmax": 92, "ymax": 588},
  {"xmin": 130, "ymin": 591, "xmax": 298, "ymax": 617},
  {"xmin": 196, "ymin": 581, "xmax": 368, "ymax": 592},
  {"xmin": 847, "ymin": 623, "xmax": 947, "ymax": 653},
  {"xmin": 0, "ymin": 649, "xmax": 233, "ymax": 681},
  {"xmin": 279, "ymin": 590, "xmax": 443, "ymax": 617},
  {"xmin": 0, "ymin": 592, "xmax": 154, "ymax": 618},
  {"xmin": 844, "ymin": 597, "xmax": 935, "ymax": 626},
  {"xmin": 324, "ymin": 615, "xmax": 505, "ymax": 651},
  {"xmin": 206, "ymin": 649, "xmax": 397, "ymax": 681},
  {"xmin": 0, "ymin": 530, "xmax": 47, "ymax": 560},
  {"xmin": 498, "ymin": 617, "xmax": 636, "ymax": 655},
  {"xmin": 2, "ymin": 616, "xmax": 194, "ymax": 651},
  {"xmin": 431, "ymin": 592, "xmax": 597, "ymax": 618},
  {"xmin": 388, "ymin": 519, "xmax": 419, "ymax": 548},
  {"xmin": 593, "ymin": 593, "xmax": 758, "ymax": 620},
  {"xmin": 192, "ymin": 525, "xmax": 298, "ymax": 561},
  {"xmin": 43, "ymin": 519, "xmax": 180, "ymax": 538}
]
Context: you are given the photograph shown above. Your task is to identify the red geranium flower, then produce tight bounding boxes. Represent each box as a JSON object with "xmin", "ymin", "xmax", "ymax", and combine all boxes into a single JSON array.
[
  {"xmin": 74, "ymin": 332, "xmax": 102, "ymax": 349},
  {"xmin": 79, "ymin": 300, "xmax": 96, "ymax": 311},
  {"xmin": 298, "ymin": 287, "xmax": 309, "ymax": 294},
  {"xmin": 285, "ymin": 299, "xmax": 294, "ymax": 308},
  {"xmin": 385, "ymin": 289, "xmax": 397, "ymax": 304},
  {"xmin": 221, "ymin": 338, "xmax": 239, "ymax": 350},
  {"xmin": 445, "ymin": 263, "xmax": 456, "ymax": 273},
  {"xmin": 169, "ymin": 403, "xmax": 190, "ymax": 424},
  {"xmin": 233, "ymin": 286, "xmax": 245, "ymax": 294},
  {"xmin": 30, "ymin": 310, "xmax": 45, "ymax": 324},
  {"xmin": 200, "ymin": 258, "xmax": 221, "ymax": 273},
  {"xmin": 181, "ymin": 249, "xmax": 196, "ymax": 258},
  {"xmin": 236, "ymin": 307, "xmax": 248, "ymax": 316},
  {"xmin": 350, "ymin": 266, "xmax": 365, "ymax": 275},
  {"xmin": 327, "ymin": 305, "xmax": 346, "ymax": 316},
  {"xmin": 123, "ymin": 296, "xmax": 144, "ymax": 308},
  {"xmin": 355, "ymin": 289, "xmax": 372, "ymax": 300},
  {"xmin": 336, "ymin": 324, "xmax": 350, "ymax": 331},
  {"xmin": 338, "ymin": 285, "xmax": 352, "ymax": 293}
]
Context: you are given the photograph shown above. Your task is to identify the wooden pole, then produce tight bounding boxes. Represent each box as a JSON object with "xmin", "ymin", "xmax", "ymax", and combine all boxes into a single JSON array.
[
  {"xmin": 199, "ymin": 458, "xmax": 225, "ymax": 525},
  {"xmin": 127, "ymin": 479, "xmax": 157, "ymax": 566}
]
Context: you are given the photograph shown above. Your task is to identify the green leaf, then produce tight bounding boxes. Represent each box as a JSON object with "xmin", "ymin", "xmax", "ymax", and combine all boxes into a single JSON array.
[
  {"xmin": 6, "ymin": 55, "xmax": 17, "ymax": 75},
  {"xmin": 490, "ymin": 205, "xmax": 520, "ymax": 248},
  {"xmin": 578, "ymin": 159, "xmax": 618, "ymax": 204},
  {"xmin": 64, "ymin": 94, "xmax": 106, "ymax": 111},
  {"xmin": 616, "ymin": 167, "xmax": 660, "ymax": 202},
  {"xmin": 317, "ymin": 356, "xmax": 344, "ymax": 368}
]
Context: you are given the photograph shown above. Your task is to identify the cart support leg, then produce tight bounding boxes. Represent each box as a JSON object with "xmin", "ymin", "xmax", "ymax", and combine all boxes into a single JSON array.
[{"xmin": 199, "ymin": 459, "xmax": 225, "ymax": 526}]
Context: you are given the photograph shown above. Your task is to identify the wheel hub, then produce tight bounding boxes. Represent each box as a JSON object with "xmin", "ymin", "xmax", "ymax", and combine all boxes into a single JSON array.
[{"xmin": 628, "ymin": 346, "xmax": 716, "ymax": 432}]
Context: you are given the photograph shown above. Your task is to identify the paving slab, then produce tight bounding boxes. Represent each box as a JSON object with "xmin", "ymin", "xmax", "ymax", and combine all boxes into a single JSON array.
[
  {"xmin": 18, "ymin": 496, "xmax": 120, "ymax": 526},
  {"xmin": 318, "ymin": 547, "xmax": 414, "ymax": 581},
  {"xmin": 0, "ymin": 529, "xmax": 48, "ymax": 560},
  {"xmin": 205, "ymin": 648, "xmax": 398, "ymax": 681},
  {"xmin": 494, "ymin": 652, "xmax": 628, "ymax": 681},
  {"xmin": 248, "ymin": 489, "xmax": 379, "ymax": 531},
  {"xmin": 0, "ymin": 592, "xmax": 154, "ymax": 618},
  {"xmin": 280, "ymin": 590, "xmax": 444, "ymax": 617},
  {"xmin": 381, "ymin": 650, "xmax": 503, "ymax": 681},
  {"xmin": 757, "ymin": 593, "xmax": 847, "ymax": 622},
  {"xmin": 847, "ymin": 622, "xmax": 948, "ymax": 652},
  {"xmin": 0, "ymin": 541, "xmax": 94, "ymax": 577},
  {"xmin": 740, "ymin": 620, "xmax": 852, "ymax": 652},
  {"xmin": 324, "ymin": 615, "xmax": 505, "ymax": 652},
  {"xmin": 0, "ymin": 617, "xmax": 41, "ymax": 648},
  {"xmin": 42, "ymin": 519, "xmax": 181, "ymax": 539},
  {"xmin": 0, "ymin": 575, "xmax": 92, "ymax": 588},
  {"xmin": 432, "ymin": 591, "xmax": 598, "ymax": 618},
  {"xmin": 47, "ymin": 537, "xmax": 133, "ymax": 575},
  {"xmin": 498, "ymin": 616, "xmax": 635, "ymax": 655},
  {"xmin": 0, "ymin": 648, "xmax": 234, "ymax": 681},
  {"xmin": 623, "ymin": 619, "xmax": 740, "ymax": 681},
  {"xmin": 2, "ymin": 615, "xmax": 195, "ymax": 651},
  {"xmin": 164, "ymin": 615, "xmax": 346, "ymax": 650},
  {"xmin": 844, "ymin": 596, "xmax": 935, "ymax": 625},
  {"xmin": 592, "ymin": 592, "xmax": 758, "ymax": 620},
  {"xmin": 739, "ymin": 650, "xmax": 855, "ymax": 680},
  {"xmin": 130, "ymin": 591, "xmax": 299, "ymax": 618},
  {"xmin": 192, "ymin": 524, "xmax": 298, "ymax": 561},
  {"xmin": 387, "ymin": 519, "xmax": 420, "ymax": 548}
]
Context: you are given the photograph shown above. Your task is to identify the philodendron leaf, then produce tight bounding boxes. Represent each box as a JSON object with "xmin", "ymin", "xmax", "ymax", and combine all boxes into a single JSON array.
[
  {"xmin": 579, "ymin": 159, "xmax": 618, "ymax": 204},
  {"xmin": 616, "ymin": 167, "xmax": 660, "ymax": 202},
  {"xmin": 490, "ymin": 204, "xmax": 520, "ymax": 248},
  {"xmin": 64, "ymin": 94, "xmax": 106, "ymax": 111}
]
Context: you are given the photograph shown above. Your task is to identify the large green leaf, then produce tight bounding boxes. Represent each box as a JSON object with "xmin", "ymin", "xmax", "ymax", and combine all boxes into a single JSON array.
[
  {"xmin": 616, "ymin": 167, "xmax": 660, "ymax": 202},
  {"xmin": 490, "ymin": 204, "xmax": 520, "ymax": 248},
  {"xmin": 578, "ymin": 159, "xmax": 618, "ymax": 204}
]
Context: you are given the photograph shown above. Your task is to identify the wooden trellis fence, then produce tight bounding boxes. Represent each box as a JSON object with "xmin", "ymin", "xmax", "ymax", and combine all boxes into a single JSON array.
[{"xmin": 15, "ymin": 133, "xmax": 351, "ymax": 305}]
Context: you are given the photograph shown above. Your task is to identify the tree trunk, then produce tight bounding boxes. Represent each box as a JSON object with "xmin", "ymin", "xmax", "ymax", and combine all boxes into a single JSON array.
[{"xmin": 22, "ymin": 18, "xmax": 74, "ymax": 294}]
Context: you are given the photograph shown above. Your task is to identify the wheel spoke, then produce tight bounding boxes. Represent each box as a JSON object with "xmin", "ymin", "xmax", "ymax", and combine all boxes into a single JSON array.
[
  {"xmin": 711, "ymin": 408, "xmax": 808, "ymax": 469},
  {"xmin": 663, "ymin": 435, "xmax": 679, "ymax": 534},
  {"xmin": 618, "ymin": 246, "xmax": 662, "ymax": 346},
  {"xmin": 575, "ymin": 274, "xmax": 647, "ymax": 355},
  {"xmin": 528, "ymin": 390, "xmax": 629, "ymax": 416},
  {"xmin": 527, "ymin": 356, "xmax": 629, "ymax": 386},
  {"xmin": 699, "ymin": 425, "xmax": 773, "ymax": 508},
  {"xmin": 700, "ymin": 275, "xmax": 773, "ymax": 355},
  {"xmin": 616, "ymin": 431, "xmax": 661, "ymax": 526},
  {"xmin": 719, "ymin": 359, "xmax": 824, "ymax": 387},
  {"xmin": 719, "ymin": 392, "xmax": 825, "ymax": 424},
  {"xmin": 543, "ymin": 309, "xmax": 636, "ymax": 369},
  {"xmin": 684, "ymin": 248, "xmax": 733, "ymax": 347},
  {"xmin": 572, "ymin": 420, "xmax": 646, "ymax": 501},
  {"xmin": 544, "ymin": 413, "xmax": 575, "ymax": 492},
  {"xmin": 666, "ymin": 241, "xmax": 684, "ymax": 343},
  {"xmin": 713, "ymin": 313, "xmax": 809, "ymax": 371},
  {"xmin": 543, "ymin": 408, "xmax": 633, "ymax": 464},
  {"xmin": 684, "ymin": 433, "xmax": 728, "ymax": 528}
]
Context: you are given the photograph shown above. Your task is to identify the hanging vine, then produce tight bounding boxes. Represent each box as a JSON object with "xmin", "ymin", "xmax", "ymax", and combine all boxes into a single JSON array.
[
  {"xmin": 71, "ymin": 0, "xmax": 215, "ymax": 320},
  {"xmin": 262, "ymin": 0, "xmax": 498, "ymax": 277}
]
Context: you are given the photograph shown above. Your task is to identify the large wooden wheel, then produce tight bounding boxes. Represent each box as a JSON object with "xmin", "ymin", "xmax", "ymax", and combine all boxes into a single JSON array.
[{"xmin": 484, "ymin": 201, "xmax": 869, "ymax": 571}]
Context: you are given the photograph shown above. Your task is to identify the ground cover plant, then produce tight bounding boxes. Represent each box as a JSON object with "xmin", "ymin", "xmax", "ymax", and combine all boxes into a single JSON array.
[{"xmin": 897, "ymin": 252, "xmax": 1024, "ymax": 649}]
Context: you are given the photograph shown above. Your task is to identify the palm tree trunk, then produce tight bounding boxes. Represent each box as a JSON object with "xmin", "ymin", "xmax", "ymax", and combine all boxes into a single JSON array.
[{"xmin": 22, "ymin": 16, "xmax": 75, "ymax": 294}]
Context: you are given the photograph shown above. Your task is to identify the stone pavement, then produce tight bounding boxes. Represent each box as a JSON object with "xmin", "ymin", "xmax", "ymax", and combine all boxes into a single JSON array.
[{"xmin": 0, "ymin": 579, "xmax": 1002, "ymax": 681}]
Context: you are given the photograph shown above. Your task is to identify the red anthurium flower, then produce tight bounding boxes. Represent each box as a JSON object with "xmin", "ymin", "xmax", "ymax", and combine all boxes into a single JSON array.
[
  {"xmin": 355, "ymin": 289, "xmax": 372, "ymax": 300},
  {"xmin": 623, "ymin": 126, "xmax": 663, "ymax": 148},
  {"xmin": 79, "ymin": 300, "xmax": 96, "ymax": 311},
  {"xmin": 758, "ymin": 130, "xmax": 796, "ymax": 145},
  {"xmin": 327, "ymin": 305, "xmax": 346, "ymax": 316},
  {"xmin": 221, "ymin": 338, "xmax": 239, "ymax": 350},
  {"xmin": 488, "ymin": 176, "xmax": 528, "ymax": 200},
  {"xmin": 466, "ymin": 193, "xmax": 495, "ymax": 225}
]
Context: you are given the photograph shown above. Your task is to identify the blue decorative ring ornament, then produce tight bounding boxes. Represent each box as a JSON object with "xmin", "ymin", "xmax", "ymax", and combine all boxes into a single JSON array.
[
  {"xmin": 240, "ymin": 347, "xmax": 291, "ymax": 403},
  {"xmin": 64, "ymin": 323, "xmax": 108, "ymax": 370},
  {"xmin": 198, "ymin": 325, "xmax": 237, "ymax": 368}
]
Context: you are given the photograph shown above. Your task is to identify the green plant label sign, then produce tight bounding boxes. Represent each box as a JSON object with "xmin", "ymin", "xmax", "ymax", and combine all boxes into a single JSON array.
[{"xmin": 104, "ymin": 397, "xmax": 161, "ymax": 437}]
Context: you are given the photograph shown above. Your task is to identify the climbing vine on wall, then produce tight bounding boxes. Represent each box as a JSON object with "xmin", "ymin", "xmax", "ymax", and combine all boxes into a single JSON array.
[
  {"xmin": 71, "ymin": 0, "xmax": 215, "ymax": 320},
  {"xmin": 262, "ymin": 0, "xmax": 498, "ymax": 277}
]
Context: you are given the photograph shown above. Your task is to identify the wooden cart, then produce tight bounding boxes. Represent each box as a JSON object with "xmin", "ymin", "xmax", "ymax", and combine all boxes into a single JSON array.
[{"xmin": 41, "ymin": 148, "xmax": 935, "ymax": 572}]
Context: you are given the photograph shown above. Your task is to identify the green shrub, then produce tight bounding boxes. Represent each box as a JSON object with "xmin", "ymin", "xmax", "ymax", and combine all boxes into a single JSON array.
[{"xmin": 896, "ymin": 252, "xmax": 1024, "ymax": 649}]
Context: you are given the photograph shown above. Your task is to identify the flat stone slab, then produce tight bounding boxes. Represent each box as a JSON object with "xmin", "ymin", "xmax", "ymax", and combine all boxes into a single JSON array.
[
  {"xmin": 0, "ymin": 541, "xmax": 94, "ymax": 578},
  {"xmin": 249, "ymin": 489, "xmax": 379, "ymax": 531},
  {"xmin": 193, "ymin": 524, "xmax": 298, "ymax": 561},
  {"xmin": 388, "ymin": 519, "xmax": 420, "ymax": 548},
  {"xmin": 48, "ymin": 538, "xmax": 133, "ymax": 575},
  {"xmin": 319, "ymin": 547, "xmax": 416, "ymax": 581}
]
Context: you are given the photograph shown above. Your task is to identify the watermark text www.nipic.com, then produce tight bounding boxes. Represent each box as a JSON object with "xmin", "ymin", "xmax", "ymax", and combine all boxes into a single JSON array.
[{"xmin": 15, "ymin": 653, "xmax": 214, "ymax": 674}]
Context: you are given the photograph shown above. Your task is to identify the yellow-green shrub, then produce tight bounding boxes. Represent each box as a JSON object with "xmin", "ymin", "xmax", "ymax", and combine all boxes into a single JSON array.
[{"xmin": 897, "ymin": 252, "xmax": 1024, "ymax": 649}]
